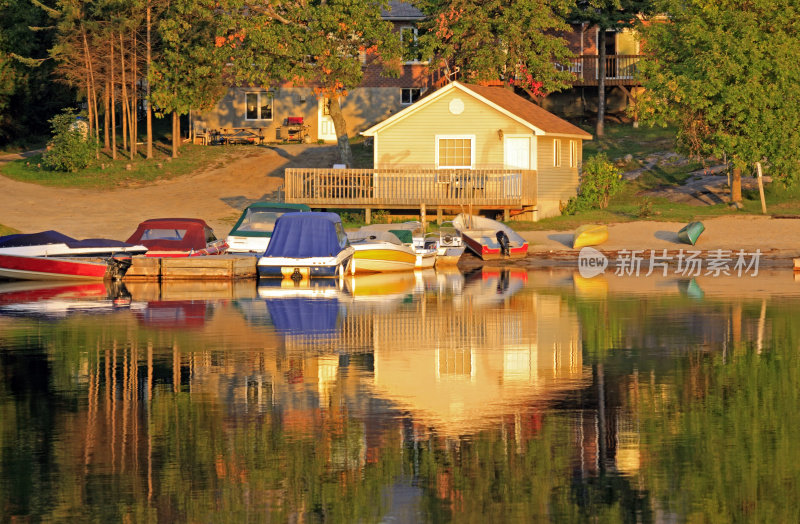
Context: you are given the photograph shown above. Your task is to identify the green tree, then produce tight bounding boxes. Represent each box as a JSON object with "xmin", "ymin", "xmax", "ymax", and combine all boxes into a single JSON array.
[
  {"xmin": 42, "ymin": 108, "xmax": 96, "ymax": 171},
  {"xmin": 415, "ymin": 0, "xmax": 575, "ymax": 98},
  {"xmin": 568, "ymin": 0, "xmax": 654, "ymax": 137},
  {"xmin": 149, "ymin": 0, "xmax": 227, "ymax": 158},
  {"xmin": 638, "ymin": 0, "xmax": 800, "ymax": 198},
  {"xmin": 0, "ymin": 0, "xmax": 72, "ymax": 145},
  {"xmin": 222, "ymin": 0, "xmax": 402, "ymax": 166}
]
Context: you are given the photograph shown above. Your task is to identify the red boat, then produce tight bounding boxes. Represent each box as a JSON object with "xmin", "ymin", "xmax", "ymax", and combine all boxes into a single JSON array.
[
  {"xmin": 125, "ymin": 218, "xmax": 228, "ymax": 257},
  {"xmin": 0, "ymin": 253, "xmax": 112, "ymax": 281}
]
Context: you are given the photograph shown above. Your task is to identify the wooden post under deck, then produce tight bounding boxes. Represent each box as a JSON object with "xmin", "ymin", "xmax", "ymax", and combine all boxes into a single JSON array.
[
  {"xmin": 437, "ymin": 208, "xmax": 443, "ymax": 224},
  {"xmin": 365, "ymin": 208, "xmax": 372, "ymax": 225},
  {"xmin": 420, "ymin": 203, "xmax": 427, "ymax": 233},
  {"xmin": 504, "ymin": 209, "xmax": 510, "ymax": 221}
]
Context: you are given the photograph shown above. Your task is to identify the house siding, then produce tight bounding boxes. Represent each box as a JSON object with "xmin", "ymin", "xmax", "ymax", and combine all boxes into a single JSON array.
[
  {"xmin": 537, "ymin": 136, "xmax": 581, "ymax": 217},
  {"xmin": 373, "ymin": 90, "xmax": 532, "ymax": 169},
  {"xmin": 194, "ymin": 85, "xmax": 425, "ymax": 143}
]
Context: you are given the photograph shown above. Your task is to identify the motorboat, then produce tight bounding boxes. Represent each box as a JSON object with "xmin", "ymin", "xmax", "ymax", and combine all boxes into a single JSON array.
[
  {"xmin": 0, "ymin": 253, "xmax": 120, "ymax": 281},
  {"xmin": 0, "ymin": 230, "xmax": 147, "ymax": 257},
  {"xmin": 0, "ymin": 230, "xmax": 145, "ymax": 281},
  {"xmin": 125, "ymin": 218, "xmax": 228, "ymax": 257},
  {"xmin": 225, "ymin": 202, "xmax": 311, "ymax": 254},
  {"xmin": 257, "ymin": 212, "xmax": 354, "ymax": 279},
  {"xmin": 426, "ymin": 221, "xmax": 466, "ymax": 266},
  {"xmin": 347, "ymin": 229, "xmax": 418, "ymax": 273},
  {"xmin": 357, "ymin": 221, "xmax": 437, "ymax": 269},
  {"xmin": 453, "ymin": 213, "xmax": 529, "ymax": 260}
]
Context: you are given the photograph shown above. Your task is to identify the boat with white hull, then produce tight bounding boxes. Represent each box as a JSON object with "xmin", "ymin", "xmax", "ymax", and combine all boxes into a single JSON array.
[{"xmin": 257, "ymin": 212, "xmax": 354, "ymax": 279}]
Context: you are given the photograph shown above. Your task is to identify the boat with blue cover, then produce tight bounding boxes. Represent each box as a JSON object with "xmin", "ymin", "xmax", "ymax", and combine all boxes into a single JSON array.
[{"xmin": 257, "ymin": 212, "xmax": 354, "ymax": 279}]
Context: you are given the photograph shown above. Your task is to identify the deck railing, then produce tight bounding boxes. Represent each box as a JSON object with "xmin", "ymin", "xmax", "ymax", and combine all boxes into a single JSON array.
[
  {"xmin": 557, "ymin": 54, "xmax": 642, "ymax": 86},
  {"xmin": 284, "ymin": 168, "xmax": 537, "ymax": 209}
]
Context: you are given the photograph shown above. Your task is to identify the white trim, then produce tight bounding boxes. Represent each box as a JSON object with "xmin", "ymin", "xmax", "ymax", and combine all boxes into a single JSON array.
[
  {"xmin": 244, "ymin": 91, "xmax": 273, "ymax": 121},
  {"xmin": 553, "ymin": 139, "xmax": 562, "ymax": 168},
  {"xmin": 435, "ymin": 134, "xmax": 475, "ymax": 169},
  {"xmin": 503, "ymin": 135, "xmax": 533, "ymax": 170},
  {"xmin": 569, "ymin": 140, "xmax": 577, "ymax": 168}
]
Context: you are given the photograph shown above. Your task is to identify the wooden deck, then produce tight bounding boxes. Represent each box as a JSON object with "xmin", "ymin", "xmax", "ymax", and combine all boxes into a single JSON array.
[
  {"xmin": 560, "ymin": 55, "xmax": 642, "ymax": 87},
  {"xmin": 284, "ymin": 168, "xmax": 537, "ymax": 212}
]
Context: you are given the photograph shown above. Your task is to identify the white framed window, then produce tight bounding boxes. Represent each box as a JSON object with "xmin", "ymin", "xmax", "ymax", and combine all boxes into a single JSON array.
[
  {"xmin": 245, "ymin": 92, "xmax": 273, "ymax": 121},
  {"xmin": 400, "ymin": 26, "xmax": 421, "ymax": 63},
  {"xmin": 436, "ymin": 135, "xmax": 475, "ymax": 169},
  {"xmin": 553, "ymin": 139, "xmax": 562, "ymax": 167},
  {"xmin": 569, "ymin": 140, "xmax": 577, "ymax": 168},
  {"xmin": 401, "ymin": 88, "xmax": 421, "ymax": 105}
]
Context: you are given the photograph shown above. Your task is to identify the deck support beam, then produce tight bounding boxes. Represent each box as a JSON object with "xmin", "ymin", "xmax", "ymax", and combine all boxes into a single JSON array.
[
  {"xmin": 420, "ymin": 203, "xmax": 427, "ymax": 232},
  {"xmin": 365, "ymin": 208, "xmax": 372, "ymax": 225},
  {"xmin": 436, "ymin": 207, "xmax": 443, "ymax": 225}
]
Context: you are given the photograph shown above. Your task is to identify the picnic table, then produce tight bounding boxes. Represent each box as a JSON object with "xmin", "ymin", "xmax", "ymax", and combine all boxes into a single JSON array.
[{"xmin": 209, "ymin": 128, "xmax": 265, "ymax": 145}]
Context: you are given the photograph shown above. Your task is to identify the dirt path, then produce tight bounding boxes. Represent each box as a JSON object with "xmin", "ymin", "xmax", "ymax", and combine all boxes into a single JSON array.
[{"xmin": 0, "ymin": 144, "xmax": 340, "ymax": 240}]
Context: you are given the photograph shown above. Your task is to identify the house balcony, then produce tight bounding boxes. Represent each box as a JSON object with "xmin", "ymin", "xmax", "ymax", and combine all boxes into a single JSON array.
[
  {"xmin": 558, "ymin": 54, "xmax": 642, "ymax": 87},
  {"xmin": 284, "ymin": 168, "xmax": 538, "ymax": 212}
]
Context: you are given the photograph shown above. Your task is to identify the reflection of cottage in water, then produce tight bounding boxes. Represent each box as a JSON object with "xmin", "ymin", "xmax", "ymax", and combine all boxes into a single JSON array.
[{"xmin": 368, "ymin": 291, "xmax": 590, "ymax": 435}]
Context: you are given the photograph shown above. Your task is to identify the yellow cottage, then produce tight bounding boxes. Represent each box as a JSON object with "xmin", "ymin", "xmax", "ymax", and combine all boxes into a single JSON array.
[
  {"xmin": 361, "ymin": 81, "xmax": 592, "ymax": 220},
  {"xmin": 283, "ymin": 81, "xmax": 592, "ymax": 221}
]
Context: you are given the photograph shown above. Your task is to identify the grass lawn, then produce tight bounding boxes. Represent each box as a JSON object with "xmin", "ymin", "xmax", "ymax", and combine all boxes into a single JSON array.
[{"xmin": 0, "ymin": 143, "xmax": 237, "ymax": 189}]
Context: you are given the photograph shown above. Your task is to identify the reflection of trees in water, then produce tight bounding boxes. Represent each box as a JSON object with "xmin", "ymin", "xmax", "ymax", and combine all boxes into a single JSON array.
[{"xmin": 2, "ymin": 288, "xmax": 795, "ymax": 521}]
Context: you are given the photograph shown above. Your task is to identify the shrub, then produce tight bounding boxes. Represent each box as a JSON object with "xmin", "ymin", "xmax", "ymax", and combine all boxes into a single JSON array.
[
  {"xmin": 561, "ymin": 152, "xmax": 624, "ymax": 215},
  {"xmin": 42, "ymin": 109, "xmax": 96, "ymax": 172}
]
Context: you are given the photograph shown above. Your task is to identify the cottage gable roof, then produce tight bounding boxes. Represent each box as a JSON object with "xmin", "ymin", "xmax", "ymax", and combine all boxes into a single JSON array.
[
  {"xmin": 464, "ymin": 84, "xmax": 593, "ymax": 139},
  {"xmin": 361, "ymin": 81, "xmax": 593, "ymax": 140}
]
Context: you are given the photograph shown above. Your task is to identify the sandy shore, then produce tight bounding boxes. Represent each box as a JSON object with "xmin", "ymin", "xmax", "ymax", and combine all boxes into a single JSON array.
[
  {"xmin": 2, "ymin": 146, "xmax": 799, "ymax": 269},
  {"xmin": 517, "ymin": 215, "xmax": 800, "ymax": 269}
]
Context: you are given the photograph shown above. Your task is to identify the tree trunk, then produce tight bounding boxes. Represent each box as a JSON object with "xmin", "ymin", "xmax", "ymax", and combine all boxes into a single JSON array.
[
  {"xmin": 146, "ymin": 1, "xmax": 153, "ymax": 159},
  {"xmin": 110, "ymin": 33, "xmax": 117, "ymax": 160},
  {"xmin": 120, "ymin": 33, "xmax": 129, "ymax": 156},
  {"xmin": 172, "ymin": 111, "xmax": 179, "ymax": 158},
  {"xmin": 131, "ymin": 28, "xmax": 138, "ymax": 159},
  {"xmin": 596, "ymin": 28, "xmax": 607, "ymax": 138},
  {"xmin": 103, "ymin": 78, "xmax": 110, "ymax": 150},
  {"xmin": 328, "ymin": 95, "xmax": 352, "ymax": 166},
  {"xmin": 731, "ymin": 166, "xmax": 742, "ymax": 205}
]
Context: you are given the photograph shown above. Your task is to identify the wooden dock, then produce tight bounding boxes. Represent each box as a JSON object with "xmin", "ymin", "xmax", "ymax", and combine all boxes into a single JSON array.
[{"xmin": 123, "ymin": 255, "xmax": 258, "ymax": 282}]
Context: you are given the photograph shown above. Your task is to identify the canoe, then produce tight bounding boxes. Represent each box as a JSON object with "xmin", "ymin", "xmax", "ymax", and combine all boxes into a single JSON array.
[
  {"xmin": 452, "ymin": 214, "xmax": 529, "ymax": 260},
  {"xmin": 677, "ymin": 221, "xmax": 704, "ymax": 245},
  {"xmin": 573, "ymin": 224, "xmax": 608, "ymax": 249}
]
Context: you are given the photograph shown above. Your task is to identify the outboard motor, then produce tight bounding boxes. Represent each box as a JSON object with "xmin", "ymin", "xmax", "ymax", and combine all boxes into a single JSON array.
[
  {"xmin": 107, "ymin": 253, "xmax": 133, "ymax": 281},
  {"xmin": 496, "ymin": 230, "xmax": 510, "ymax": 257}
]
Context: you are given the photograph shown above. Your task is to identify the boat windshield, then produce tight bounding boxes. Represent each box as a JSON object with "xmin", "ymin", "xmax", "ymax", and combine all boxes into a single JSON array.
[
  {"xmin": 235, "ymin": 210, "xmax": 282, "ymax": 233},
  {"xmin": 140, "ymin": 228, "xmax": 187, "ymax": 241},
  {"xmin": 335, "ymin": 222, "xmax": 349, "ymax": 248}
]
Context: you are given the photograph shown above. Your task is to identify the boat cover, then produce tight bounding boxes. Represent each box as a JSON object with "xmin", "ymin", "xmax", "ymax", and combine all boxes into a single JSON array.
[
  {"xmin": 262, "ymin": 212, "xmax": 347, "ymax": 258},
  {"xmin": 126, "ymin": 218, "xmax": 213, "ymax": 251},
  {"xmin": 266, "ymin": 297, "xmax": 339, "ymax": 337},
  {"xmin": 0, "ymin": 230, "xmax": 141, "ymax": 249}
]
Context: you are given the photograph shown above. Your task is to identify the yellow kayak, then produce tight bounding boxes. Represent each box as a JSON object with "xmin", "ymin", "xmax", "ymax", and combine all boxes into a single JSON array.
[{"xmin": 573, "ymin": 224, "xmax": 609, "ymax": 249}]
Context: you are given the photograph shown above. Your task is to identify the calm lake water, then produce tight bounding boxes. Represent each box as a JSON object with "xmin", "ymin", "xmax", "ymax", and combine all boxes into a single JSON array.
[{"xmin": 1, "ymin": 267, "xmax": 799, "ymax": 523}]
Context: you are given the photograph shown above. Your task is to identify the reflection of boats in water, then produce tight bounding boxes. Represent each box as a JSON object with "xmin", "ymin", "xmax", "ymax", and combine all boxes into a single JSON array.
[
  {"xmin": 461, "ymin": 268, "xmax": 526, "ymax": 305},
  {"xmin": 133, "ymin": 300, "xmax": 211, "ymax": 328},
  {"xmin": 0, "ymin": 280, "xmax": 135, "ymax": 318}
]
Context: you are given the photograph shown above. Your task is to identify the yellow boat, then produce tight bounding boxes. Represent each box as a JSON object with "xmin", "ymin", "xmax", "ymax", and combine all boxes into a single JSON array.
[{"xmin": 573, "ymin": 224, "xmax": 609, "ymax": 249}]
